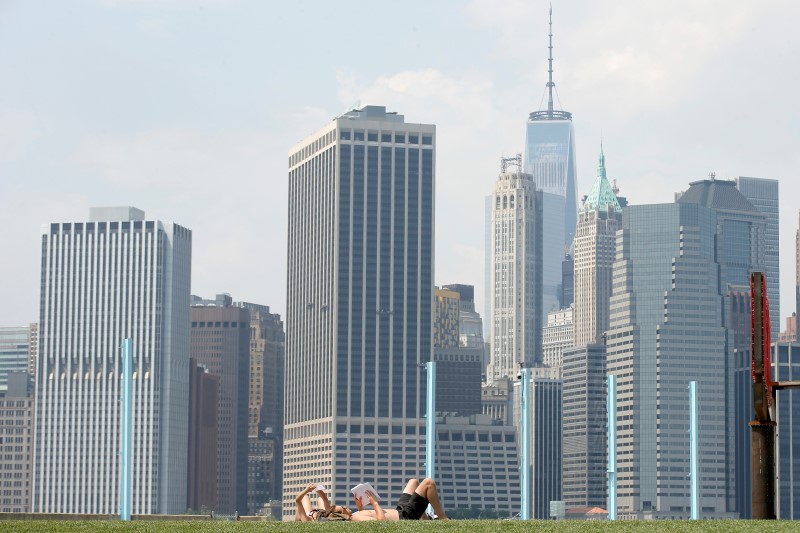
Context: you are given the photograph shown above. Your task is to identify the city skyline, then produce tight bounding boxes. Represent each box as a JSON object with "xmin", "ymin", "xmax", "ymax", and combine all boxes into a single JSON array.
[{"xmin": 1, "ymin": 1, "xmax": 799, "ymax": 328}]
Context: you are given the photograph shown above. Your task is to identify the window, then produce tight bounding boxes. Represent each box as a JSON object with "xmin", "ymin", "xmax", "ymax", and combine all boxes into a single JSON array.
[{"xmin": 340, "ymin": 130, "xmax": 351, "ymax": 140}]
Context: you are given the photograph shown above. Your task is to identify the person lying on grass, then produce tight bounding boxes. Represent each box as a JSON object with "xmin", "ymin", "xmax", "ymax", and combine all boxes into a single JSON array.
[
  {"xmin": 294, "ymin": 483, "xmax": 354, "ymax": 521},
  {"xmin": 350, "ymin": 478, "xmax": 449, "ymax": 521},
  {"xmin": 294, "ymin": 478, "xmax": 449, "ymax": 521}
]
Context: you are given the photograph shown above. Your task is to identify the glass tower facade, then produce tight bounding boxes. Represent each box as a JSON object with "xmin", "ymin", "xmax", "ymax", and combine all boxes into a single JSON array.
[
  {"xmin": 606, "ymin": 202, "xmax": 735, "ymax": 519},
  {"xmin": 524, "ymin": 119, "xmax": 576, "ymax": 315},
  {"xmin": 773, "ymin": 342, "xmax": 800, "ymax": 519},
  {"xmin": 735, "ymin": 176, "xmax": 780, "ymax": 337},
  {"xmin": 284, "ymin": 106, "xmax": 434, "ymax": 518}
]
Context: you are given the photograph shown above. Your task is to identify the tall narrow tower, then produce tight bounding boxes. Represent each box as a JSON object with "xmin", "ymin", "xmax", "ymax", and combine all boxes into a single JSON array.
[
  {"xmin": 573, "ymin": 145, "xmax": 622, "ymax": 346},
  {"xmin": 284, "ymin": 106, "xmax": 435, "ymax": 518},
  {"xmin": 523, "ymin": 7, "xmax": 578, "ymax": 316},
  {"xmin": 488, "ymin": 162, "xmax": 543, "ymax": 382}
]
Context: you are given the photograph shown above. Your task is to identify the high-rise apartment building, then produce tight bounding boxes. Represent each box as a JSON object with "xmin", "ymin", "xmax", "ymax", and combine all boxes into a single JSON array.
[
  {"xmin": 487, "ymin": 169, "xmax": 543, "ymax": 382},
  {"xmin": 0, "ymin": 325, "xmax": 36, "ymax": 393},
  {"xmin": 736, "ymin": 176, "xmax": 779, "ymax": 336},
  {"xmin": 34, "ymin": 206, "xmax": 191, "ymax": 514},
  {"xmin": 190, "ymin": 296, "xmax": 249, "ymax": 515},
  {"xmin": 573, "ymin": 147, "xmax": 622, "ymax": 347},
  {"xmin": 606, "ymin": 202, "xmax": 735, "ymax": 519},
  {"xmin": 523, "ymin": 9, "xmax": 578, "ymax": 315},
  {"xmin": 284, "ymin": 105, "xmax": 434, "ymax": 518}
]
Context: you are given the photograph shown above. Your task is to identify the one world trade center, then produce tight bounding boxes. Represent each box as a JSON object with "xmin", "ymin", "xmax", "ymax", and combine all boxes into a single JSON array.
[{"xmin": 524, "ymin": 8, "xmax": 577, "ymax": 315}]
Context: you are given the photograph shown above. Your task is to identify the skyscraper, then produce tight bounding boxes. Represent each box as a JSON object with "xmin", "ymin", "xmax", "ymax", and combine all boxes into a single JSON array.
[
  {"xmin": 487, "ymin": 168, "xmax": 543, "ymax": 382},
  {"xmin": 523, "ymin": 8, "xmax": 578, "ymax": 315},
  {"xmin": 0, "ymin": 324, "xmax": 36, "ymax": 393},
  {"xmin": 606, "ymin": 202, "xmax": 735, "ymax": 519},
  {"xmin": 735, "ymin": 177, "xmax": 779, "ymax": 337},
  {"xmin": 772, "ymin": 342, "xmax": 800, "ymax": 519},
  {"xmin": 284, "ymin": 105, "xmax": 434, "ymax": 518},
  {"xmin": 562, "ymin": 146, "xmax": 621, "ymax": 510},
  {"xmin": 33, "ymin": 207, "xmax": 192, "ymax": 514},
  {"xmin": 233, "ymin": 301, "xmax": 284, "ymax": 517},
  {"xmin": 190, "ymin": 296, "xmax": 249, "ymax": 515},
  {"xmin": 572, "ymin": 146, "xmax": 622, "ymax": 347}
]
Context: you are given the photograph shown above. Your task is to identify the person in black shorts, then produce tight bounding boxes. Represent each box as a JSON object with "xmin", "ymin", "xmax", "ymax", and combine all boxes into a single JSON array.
[{"xmin": 351, "ymin": 478, "xmax": 449, "ymax": 521}]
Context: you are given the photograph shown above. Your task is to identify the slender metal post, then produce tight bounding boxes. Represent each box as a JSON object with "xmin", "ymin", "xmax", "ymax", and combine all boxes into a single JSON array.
[
  {"xmin": 689, "ymin": 381, "xmax": 699, "ymax": 520},
  {"xmin": 425, "ymin": 361, "xmax": 436, "ymax": 480},
  {"xmin": 425, "ymin": 362, "xmax": 436, "ymax": 516},
  {"xmin": 120, "ymin": 338, "xmax": 133, "ymax": 521},
  {"xmin": 607, "ymin": 374, "xmax": 616, "ymax": 520},
  {"xmin": 520, "ymin": 367, "xmax": 531, "ymax": 520}
]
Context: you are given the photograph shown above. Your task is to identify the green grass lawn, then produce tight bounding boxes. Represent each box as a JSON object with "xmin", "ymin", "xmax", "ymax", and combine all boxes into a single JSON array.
[{"xmin": 2, "ymin": 520, "xmax": 798, "ymax": 533}]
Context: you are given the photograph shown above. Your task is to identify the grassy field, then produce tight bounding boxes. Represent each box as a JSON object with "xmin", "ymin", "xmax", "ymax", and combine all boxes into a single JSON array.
[{"xmin": 1, "ymin": 520, "xmax": 797, "ymax": 533}]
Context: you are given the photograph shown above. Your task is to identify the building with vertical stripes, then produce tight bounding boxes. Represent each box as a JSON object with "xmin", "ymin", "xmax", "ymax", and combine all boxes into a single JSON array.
[
  {"xmin": 33, "ymin": 206, "xmax": 191, "ymax": 514},
  {"xmin": 487, "ymin": 169, "xmax": 543, "ymax": 382},
  {"xmin": 283, "ymin": 106, "xmax": 434, "ymax": 519}
]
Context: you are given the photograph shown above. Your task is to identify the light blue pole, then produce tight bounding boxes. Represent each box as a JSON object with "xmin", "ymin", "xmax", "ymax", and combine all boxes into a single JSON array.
[
  {"xmin": 689, "ymin": 381, "xmax": 699, "ymax": 520},
  {"xmin": 120, "ymin": 338, "xmax": 133, "ymax": 521},
  {"xmin": 607, "ymin": 374, "xmax": 616, "ymax": 520},
  {"xmin": 425, "ymin": 361, "xmax": 436, "ymax": 480},
  {"xmin": 425, "ymin": 362, "xmax": 436, "ymax": 516},
  {"xmin": 520, "ymin": 367, "xmax": 531, "ymax": 520}
]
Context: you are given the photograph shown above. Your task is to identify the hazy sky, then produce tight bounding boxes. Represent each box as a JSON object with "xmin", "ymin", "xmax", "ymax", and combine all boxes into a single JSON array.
[{"xmin": 1, "ymin": 0, "xmax": 798, "ymax": 327}]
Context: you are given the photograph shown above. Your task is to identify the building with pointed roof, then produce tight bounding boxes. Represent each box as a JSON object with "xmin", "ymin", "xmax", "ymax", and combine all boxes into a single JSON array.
[
  {"xmin": 573, "ymin": 146, "xmax": 622, "ymax": 347},
  {"xmin": 562, "ymin": 146, "xmax": 622, "ymax": 510},
  {"xmin": 523, "ymin": 7, "xmax": 578, "ymax": 316}
]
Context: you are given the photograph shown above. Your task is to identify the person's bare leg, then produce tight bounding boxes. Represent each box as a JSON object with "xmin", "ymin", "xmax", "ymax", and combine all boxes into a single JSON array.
[
  {"xmin": 402, "ymin": 478, "xmax": 420, "ymax": 495},
  {"xmin": 416, "ymin": 478, "xmax": 448, "ymax": 519}
]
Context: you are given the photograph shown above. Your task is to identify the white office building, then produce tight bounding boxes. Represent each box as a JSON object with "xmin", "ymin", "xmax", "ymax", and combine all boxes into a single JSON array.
[
  {"xmin": 33, "ymin": 207, "xmax": 192, "ymax": 514},
  {"xmin": 487, "ymin": 170, "xmax": 543, "ymax": 382}
]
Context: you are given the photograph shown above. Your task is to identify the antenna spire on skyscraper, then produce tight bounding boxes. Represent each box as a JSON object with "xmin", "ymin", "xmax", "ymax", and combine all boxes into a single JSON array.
[
  {"xmin": 530, "ymin": 6, "xmax": 570, "ymax": 121},
  {"xmin": 547, "ymin": 4, "xmax": 554, "ymax": 114}
]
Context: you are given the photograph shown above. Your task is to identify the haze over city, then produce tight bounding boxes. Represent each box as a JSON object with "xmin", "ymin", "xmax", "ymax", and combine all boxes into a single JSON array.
[{"xmin": 1, "ymin": 0, "xmax": 798, "ymax": 325}]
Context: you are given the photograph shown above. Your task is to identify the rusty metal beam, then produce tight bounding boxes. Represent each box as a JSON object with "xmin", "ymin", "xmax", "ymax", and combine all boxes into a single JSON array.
[{"xmin": 749, "ymin": 420, "xmax": 777, "ymax": 520}]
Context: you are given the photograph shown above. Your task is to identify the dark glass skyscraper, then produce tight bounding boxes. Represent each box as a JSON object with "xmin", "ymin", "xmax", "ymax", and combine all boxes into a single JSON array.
[
  {"xmin": 523, "ymin": 8, "xmax": 578, "ymax": 315},
  {"xmin": 735, "ymin": 176, "xmax": 780, "ymax": 337},
  {"xmin": 284, "ymin": 106, "xmax": 434, "ymax": 518}
]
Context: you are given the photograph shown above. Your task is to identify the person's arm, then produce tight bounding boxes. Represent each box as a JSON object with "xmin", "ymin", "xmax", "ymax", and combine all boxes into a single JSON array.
[
  {"xmin": 366, "ymin": 491, "xmax": 385, "ymax": 520},
  {"xmin": 295, "ymin": 483, "xmax": 316, "ymax": 521},
  {"xmin": 316, "ymin": 486, "xmax": 332, "ymax": 512}
]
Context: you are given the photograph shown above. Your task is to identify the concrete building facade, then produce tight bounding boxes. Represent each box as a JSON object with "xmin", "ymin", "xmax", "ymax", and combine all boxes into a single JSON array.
[
  {"xmin": 283, "ymin": 105, "xmax": 434, "ymax": 518},
  {"xmin": 0, "ymin": 373, "xmax": 33, "ymax": 513},
  {"xmin": 33, "ymin": 206, "xmax": 192, "ymax": 514},
  {"xmin": 488, "ymin": 170, "xmax": 543, "ymax": 382}
]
